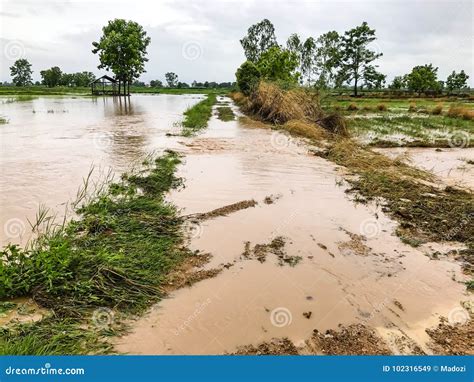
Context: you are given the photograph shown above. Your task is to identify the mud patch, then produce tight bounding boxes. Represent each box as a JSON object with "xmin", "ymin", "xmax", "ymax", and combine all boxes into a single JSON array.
[
  {"xmin": 263, "ymin": 194, "xmax": 282, "ymax": 204},
  {"xmin": 231, "ymin": 324, "xmax": 391, "ymax": 355},
  {"xmin": 242, "ymin": 236, "xmax": 302, "ymax": 266},
  {"xmin": 426, "ymin": 316, "xmax": 474, "ymax": 355},
  {"xmin": 188, "ymin": 199, "xmax": 258, "ymax": 221},
  {"xmin": 338, "ymin": 231, "xmax": 372, "ymax": 256},
  {"xmin": 163, "ymin": 253, "xmax": 221, "ymax": 292}
]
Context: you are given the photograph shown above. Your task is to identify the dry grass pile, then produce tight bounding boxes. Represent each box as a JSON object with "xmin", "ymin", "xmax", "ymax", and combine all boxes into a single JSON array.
[
  {"xmin": 347, "ymin": 103, "xmax": 359, "ymax": 111},
  {"xmin": 235, "ymin": 82, "xmax": 348, "ymax": 136},
  {"xmin": 408, "ymin": 102, "xmax": 417, "ymax": 112},
  {"xmin": 447, "ymin": 106, "xmax": 474, "ymax": 120},
  {"xmin": 377, "ymin": 103, "xmax": 388, "ymax": 111},
  {"xmin": 431, "ymin": 103, "xmax": 444, "ymax": 115},
  {"xmin": 283, "ymin": 120, "xmax": 327, "ymax": 140}
]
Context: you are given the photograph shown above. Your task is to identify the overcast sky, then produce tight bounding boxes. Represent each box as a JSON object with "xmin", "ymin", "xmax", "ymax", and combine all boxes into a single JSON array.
[{"xmin": 0, "ymin": 0, "xmax": 472, "ymax": 85}]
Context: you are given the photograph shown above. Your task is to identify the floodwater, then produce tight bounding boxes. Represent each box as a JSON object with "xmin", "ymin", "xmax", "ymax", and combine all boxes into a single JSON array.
[
  {"xmin": 375, "ymin": 147, "xmax": 474, "ymax": 190},
  {"xmin": 0, "ymin": 94, "xmax": 202, "ymax": 246},
  {"xmin": 116, "ymin": 99, "xmax": 472, "ymax": 355}
]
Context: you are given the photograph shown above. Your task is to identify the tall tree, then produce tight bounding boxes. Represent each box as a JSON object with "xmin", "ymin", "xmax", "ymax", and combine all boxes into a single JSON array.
[
  {"xmin": 314, "ymin": 31, "xmax": 342, "ymax": 89},
  {"xmin": 362, "ymin": 66, "xmax": 386, "ymax": 90},
  {"xmin": 338, "ymin": 22, "xmax": 382, "ymax": 96},
  {"xmin": 92, "ymin": 19, "xmax": 151, "ymax": 95},
  {"xmin": 240, "ymin": 19, "xmax": 278, "ymax": 63},
  {"xmin": 446, "ymin": 70, "xmax": 469, "ymax": 94},
  {"xmin": 40, "ymin": 66, "xmax": 62, "ymax": 88},
  {"xmin": 389, "ymin": 75, "xmax": 406, "ymax": 91},
  {"xmin": 300, "ymin": 37, "xmax": 317, "ymax": 85},
  {"xmin": 405, "ymin": 64, "xmax": 439, "ymax": 95},
  {"xmin": 10, "ymin": 58, "xmax": 33, "ymax": 86},
  {"xmin": 165, "ymin": 72, "xmax": 178, "ymax": 87},
  {"xmin": 256, "ymin": 46, "xmax": 299, "ymax": 84}
]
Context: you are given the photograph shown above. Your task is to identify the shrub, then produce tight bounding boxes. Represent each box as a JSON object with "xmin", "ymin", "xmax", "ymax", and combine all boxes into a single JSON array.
[
  {"xmin": 236, "ymin": 61, "xmax": 261, "ymax": 96},
  {"xmin": 347, "ymin": 103, "xmax": 358, "ymax": 111},
  {"xmin": 430, "ymin": 103, "xmax": 443, "ymax": 115}
]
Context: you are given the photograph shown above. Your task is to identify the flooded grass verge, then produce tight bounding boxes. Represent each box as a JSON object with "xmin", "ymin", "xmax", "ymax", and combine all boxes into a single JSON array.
[
  {"xmin": 0, "ymin": 150, "xmax": 190, "ymax": 354},
  {"xmin": 216, "ymin": 106, "xmax": 235, "ymax": 121},
  {"xmin": 182, "ymin": 94, "xmax": 217, "ymax": 136}
]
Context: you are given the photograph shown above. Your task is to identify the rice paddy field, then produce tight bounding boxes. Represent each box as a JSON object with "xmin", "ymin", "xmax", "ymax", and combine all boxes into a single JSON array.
[{"xmin": 323, "ymin": 97, "xmax": 474, "ymax": 147}]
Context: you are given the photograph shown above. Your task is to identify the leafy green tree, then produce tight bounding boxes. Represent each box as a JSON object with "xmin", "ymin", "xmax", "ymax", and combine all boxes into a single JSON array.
[
  {"xmin": 314, "ymin": 31, "xmax": 342, "ymax": 89},
  {"xmin": 92, "ymin": 19, "xmax": 151, "ymax": 95},
  {"xmin": 165, "ymin": 72, "xmax": 178, "ymax": 87},
  {"xmin": 235, "ymin": 61, "xmax": 261, "ymax": 95},
  {"xmin": 150, "ymin": 79, "xmax": 163, "ymax": 87},
  {"xmin": 240, "ymin": 19, "xmax": 278, "ymax": 63},
  {"xmin": 177, "ymin": 82, "xmax": 190, "ymax": 88},
  {"xmin": 10, "ymin": 59, "xmax": 33, "ymax": 86},
  {"xmin": 40, "ymin": 66, "xmax": 62, "ymax": 87},
  {"xmin": 73, "ymin": 72, "xmax": 95, "ymax": 87},
  {"xmin": 446, "ymin": 70, "xmax": 469, "ymax": 94},
  {"xmin": 389, "ymin": 75, "xmax": 406, "ymax": 91},
  {"xmin": 286, "ymin": 34, "xmax": 316, "ymax": 84},
  {"xmin": 60, "ymin": 73, "xmax": 74, "ymax": 86},
  {"xmin": 338, "ymin": 22, "xmax": 382, "ymax": 96},
  {"xmin": 362, "ymin": 66, "xmax": 386, "ymax": 90},
  {"xmin": 256, "ymin": 46, "xmax": 299, "ymax": 84},
  {"xmin": 405, "ymin": 64, "xmax": 439, "ymax": 95}
]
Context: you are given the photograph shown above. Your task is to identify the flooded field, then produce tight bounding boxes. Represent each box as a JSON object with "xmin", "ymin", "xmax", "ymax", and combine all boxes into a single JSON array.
[
  {"xmin": 115, "ymin": 99, "xmax": 472, "ymax": 355},
  {"xmin": 0, "ymin": 95, "xmax": 202, "ymax": 246}
]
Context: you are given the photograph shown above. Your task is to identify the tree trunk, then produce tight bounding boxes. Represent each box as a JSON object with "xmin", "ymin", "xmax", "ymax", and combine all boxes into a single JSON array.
[{"xmin": 354, "ymin": 76, "xmax": 358, "ymax": 97}]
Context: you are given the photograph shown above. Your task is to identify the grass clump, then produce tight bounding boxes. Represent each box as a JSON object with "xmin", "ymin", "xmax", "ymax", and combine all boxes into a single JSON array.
[
  {"xmin": 0, "ymin": 150, "xmax": 189, "ymax": 354},
  {"xmin": 376, "ymin": 103, "xmax": 388, "ymax": 112},
  {"xmin": 216, "ymin": 106, "xmax": 235, "ymax": 121},
  {"xmin": 408, "ymin": 102, "xmax": 417, "ymax": 112},
  {"xmin": 347, "ymin": 103, "xmax": 359, "ymax": 111},
  {"xmin": 447, "ymin": 106, "xmax": 474, "ymax": 120},
  {"xmin": 0, "ymin": 116, "xmax": 8, "ymax": 124},
  {"xmin": 431, "ymin": 103, "xmax": 443, "ymax": 115},
  {"xmin": 182, "ymin": 94, "xmax": 217, "ymax": 136}
]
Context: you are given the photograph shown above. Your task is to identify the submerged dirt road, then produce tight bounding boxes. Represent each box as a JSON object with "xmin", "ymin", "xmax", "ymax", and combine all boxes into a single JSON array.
[{"xmin": 116, "ymin": 98, "xmax": 472, "ymax": 355}]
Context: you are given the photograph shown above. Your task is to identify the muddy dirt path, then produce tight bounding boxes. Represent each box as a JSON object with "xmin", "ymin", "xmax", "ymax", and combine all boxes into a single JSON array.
[{"xmin": 115, "ymin": 98, "xmax": 472, "ymax": 355}]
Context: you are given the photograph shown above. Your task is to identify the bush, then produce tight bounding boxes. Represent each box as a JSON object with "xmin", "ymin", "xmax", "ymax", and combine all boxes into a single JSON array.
[
  {"xmin": 431, "ymin": 104, "xmax": 443, "ymax": 115},
  {"xmin": 236, "ymin": 61, "xmax": 261, "ymax": 96}
]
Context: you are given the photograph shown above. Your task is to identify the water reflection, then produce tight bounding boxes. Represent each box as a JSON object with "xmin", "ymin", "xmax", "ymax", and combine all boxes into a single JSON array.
[{"xmin": 0, "ymin": 94, "xmax": 202, "ymax": 246}]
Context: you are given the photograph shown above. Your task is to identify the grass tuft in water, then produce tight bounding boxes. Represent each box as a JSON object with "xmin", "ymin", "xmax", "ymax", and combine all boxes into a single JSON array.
[{"xmin": 181, "ymin": 94, "xmax": 217, "ymax": 136}]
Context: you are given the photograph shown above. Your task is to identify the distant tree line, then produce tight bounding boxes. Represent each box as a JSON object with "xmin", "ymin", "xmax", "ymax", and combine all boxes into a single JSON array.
[
  {"xmin": 236, "ymin": 19, "xmax": 471, "ymax": 96},
  {"xmin": 8, "ymin": 59, "xmax": 96, "ymax": 87}
]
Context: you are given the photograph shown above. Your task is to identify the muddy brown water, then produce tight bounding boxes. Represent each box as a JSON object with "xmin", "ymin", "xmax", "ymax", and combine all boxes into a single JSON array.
[
  {"xmin": 375, "ymin": 147, "xmax": 474, "ymax": 190},
  {"xmin": 0, "ymin": 94, "xmax": 202, "ymax": 246},
  {"xmin": 115, "ymin": 98, "xmax": 472, "ymax": 355}
]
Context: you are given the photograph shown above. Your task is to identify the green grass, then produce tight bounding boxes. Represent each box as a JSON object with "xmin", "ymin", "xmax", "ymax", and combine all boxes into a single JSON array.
[
  {"xmin": 0, "ymin": 116, "xmax": 8, "ymax": 124},
  {"xmin": 181, "ymin": 94, "xmax": 217, "ymax": 136},
  {"xmin": 216, "ymin": 106, "xmax": 235, "ymax": 121},
  {"xmin": 0, "ymin": 150, "xmax": 189, "ymax": 354}
]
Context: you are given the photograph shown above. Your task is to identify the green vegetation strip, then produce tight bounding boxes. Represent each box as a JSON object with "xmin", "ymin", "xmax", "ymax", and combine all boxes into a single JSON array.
[
  {"xmin": 216, "ymin": 106, "xmax": 235, "ymax": 121},
  {"xmin": 181, "ymin": 94, "xmax": 217, "ymax": 136},
  {"xmin": 0, "ymin": 150, "xmax": 188, "ymax": 354}
]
